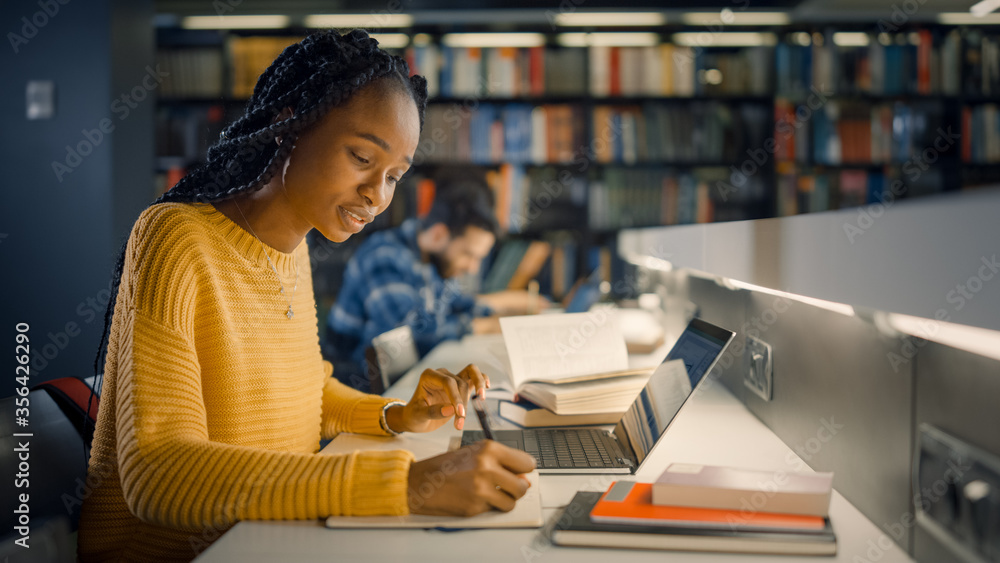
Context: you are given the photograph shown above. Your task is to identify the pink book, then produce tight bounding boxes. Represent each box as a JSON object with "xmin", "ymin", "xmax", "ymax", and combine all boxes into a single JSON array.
[{"xmin": 652, "ymin": 463, "xmax": 833, "ymax": 517}]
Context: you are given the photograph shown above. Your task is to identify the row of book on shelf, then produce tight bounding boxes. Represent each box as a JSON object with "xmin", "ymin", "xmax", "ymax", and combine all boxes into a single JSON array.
[
  {"xmin": 417, "ymin": 101, "xmax": 771, "ymax": 166},
  {"xmin": 156, "ymin": 29, "xmax": 1000, "ymax": 100},
  {"xmin": 407, "ymin": 43, "xmax": 771, "ymax": 98},
  {"xmin": 773, "ymin": 99, "xmax": 953, "ymax": 166},
  {"xmin": 403, "ymin": 162, "xmax": 959, "ymax": 245},
  {"xmin": 587, "ymin": 167, "xmax": 754, "ymax": 230},
  {"xmin": 156, "ymin": 96, "xmax": 974, "ymax": 173},
  {"xmin": 411, "ymin": 163, "xmax": 956, "ymax": 240},
  {"xmin": 775, "ymin": 28, "xmax": 1000, "ymax": 97},
  {"xmin": 776, "ymin": 29, "xmax": 965, "ymax": 96},
  {"xmin": 474, "ymin": 163, "xmax": 765, "ymax": 234},
  {"xmin": 418, "ymin": 104, "xmax": 583, "ymax": 165},
  {"xmin": 776, "ymin": 166, "xmax": 946, "ymax": 216}
]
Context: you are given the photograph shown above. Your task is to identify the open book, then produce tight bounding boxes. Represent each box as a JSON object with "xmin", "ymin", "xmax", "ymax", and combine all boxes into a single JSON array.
[{"xmin": 499, "ymin": 311, "xmax": 654, "ymax": 415}]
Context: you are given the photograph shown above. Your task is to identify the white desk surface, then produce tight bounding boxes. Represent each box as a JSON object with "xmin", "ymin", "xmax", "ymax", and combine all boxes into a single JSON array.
[{"xmin": 196, "ymin": 333, "xmax": 913, "ymax": 563}]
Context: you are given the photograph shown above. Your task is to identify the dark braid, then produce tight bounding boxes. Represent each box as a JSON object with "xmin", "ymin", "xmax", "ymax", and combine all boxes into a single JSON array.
[{"xmin": 85, "ymin": 29, "xmax": 428, "ymax": 455}]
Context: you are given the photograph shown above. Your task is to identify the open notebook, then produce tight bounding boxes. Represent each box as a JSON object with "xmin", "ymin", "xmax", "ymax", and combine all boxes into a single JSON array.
[{"xmin": 325, "ymin": 470, "xmax": 542, "ymax": 529}]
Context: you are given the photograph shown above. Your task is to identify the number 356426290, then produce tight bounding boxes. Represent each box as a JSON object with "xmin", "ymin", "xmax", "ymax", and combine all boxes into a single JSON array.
[{"xmin": 15, "ymin": 323, "xmax": 30, "ymax": 417}]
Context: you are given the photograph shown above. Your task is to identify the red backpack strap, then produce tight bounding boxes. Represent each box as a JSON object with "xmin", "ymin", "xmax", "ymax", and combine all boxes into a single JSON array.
[{"xmin": 32, "ymin": 377, "xmax": 100, "ymax": 425}]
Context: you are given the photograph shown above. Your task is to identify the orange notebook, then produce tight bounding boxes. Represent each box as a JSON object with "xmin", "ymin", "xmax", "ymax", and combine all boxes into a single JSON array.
[{"xmin": 590, "ymin": 482, "xmax": 827, "ymax": 534}]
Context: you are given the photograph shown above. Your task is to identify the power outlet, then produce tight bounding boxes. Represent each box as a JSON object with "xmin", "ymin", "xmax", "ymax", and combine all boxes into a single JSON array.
[
  {"xmin": 744, "ymin": 335, "xmax": 772, "ymax": 401},
  {"xmin": 915, "ymin": 425, "xmax": 1000, "ymax": 562}
]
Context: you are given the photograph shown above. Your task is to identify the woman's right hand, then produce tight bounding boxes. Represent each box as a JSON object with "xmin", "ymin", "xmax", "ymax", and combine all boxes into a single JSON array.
[{"xmin": 407, "ymin": 440, "xmax": 537, "ymax": 516}]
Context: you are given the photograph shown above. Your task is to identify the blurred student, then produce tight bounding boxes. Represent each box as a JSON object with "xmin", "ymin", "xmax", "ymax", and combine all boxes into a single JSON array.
[{"xmin": 327, "ymin": 179, "xmax": 548, "ymax": 390}]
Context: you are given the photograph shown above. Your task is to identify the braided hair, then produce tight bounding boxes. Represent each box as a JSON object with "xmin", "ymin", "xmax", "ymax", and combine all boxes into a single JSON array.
[{"xmin": 86, "ymin": 29, "xmax": 428, "ymax": 446}]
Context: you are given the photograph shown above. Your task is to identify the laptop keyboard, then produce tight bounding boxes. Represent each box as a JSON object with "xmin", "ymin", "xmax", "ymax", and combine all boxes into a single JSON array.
[{"xmin": 523, "ymin": 429, "xmax": 619, "ymax": 469}]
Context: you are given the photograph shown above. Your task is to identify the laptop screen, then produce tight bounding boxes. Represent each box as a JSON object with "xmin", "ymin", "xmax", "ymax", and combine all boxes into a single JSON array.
[{"xmin": 612, "ymin": 318, "xmax": 735, "ymax": 467}]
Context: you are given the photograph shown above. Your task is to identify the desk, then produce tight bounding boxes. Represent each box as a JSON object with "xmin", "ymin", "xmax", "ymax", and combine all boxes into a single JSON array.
[{"xmin": 196, "ymin": 334, "xmax": 914, "ymax": 562}]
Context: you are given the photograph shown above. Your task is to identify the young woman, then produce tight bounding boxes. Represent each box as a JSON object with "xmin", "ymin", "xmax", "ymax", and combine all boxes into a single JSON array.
[{"xmin": 77, "ymin": 30, "xmax": 534, "ymax": 562}]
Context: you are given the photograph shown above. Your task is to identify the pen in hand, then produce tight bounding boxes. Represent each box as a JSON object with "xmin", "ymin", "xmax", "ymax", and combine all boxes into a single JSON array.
[{"xmin": 472, "ymin": 395, "xmax": 495, "ymax": 441}]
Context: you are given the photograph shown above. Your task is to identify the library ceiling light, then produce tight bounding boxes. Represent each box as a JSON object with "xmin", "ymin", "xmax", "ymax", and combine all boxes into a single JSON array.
[
  {"xmin": 680, "ymin": 11, "xmax": 789, "ymax": 26},
  {"xmin": 971, "ymin": 0, "xmax": 1000, "ymax": 17},
  {"xmin": 303, "ymin": 14, "xmax": 414, "ymax": 28},
  {"xmin": 370, "ymin": 33, "xmax": 410, "ymax": 49},
  {"xmin": 553, "ymin": 12, "xmax": 667, "ymax": 27},
  {"xmin": 442, "ymin": 33, "xmax": 546, "ymax": 48},
  {"xmin": 556, "ymin": 32, "xmax": 660, "ymax": 47},
  {"xmin": 938, "ymin": 12, "xmax": 1000, "ymax": 24},
  {"xmin": 181, "ymin": 15, "xmax": 289, "ymax": 29},
  {"xmin": 832, "ymin": 32, "xmax": 870, "ymax": 47},
  {"xmin": 672, "ymin": 32, "xmax": 777, "ymax": 48}
]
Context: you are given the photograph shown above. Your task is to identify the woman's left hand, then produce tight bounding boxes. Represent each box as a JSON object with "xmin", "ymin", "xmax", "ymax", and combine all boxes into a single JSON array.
[{"xmin": 385, "ymin": 364, "xmax": 491, "ymax": 434}]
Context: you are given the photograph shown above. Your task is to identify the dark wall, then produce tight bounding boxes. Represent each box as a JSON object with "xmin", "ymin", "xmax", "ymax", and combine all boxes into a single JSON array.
[{"xmin": 1, "ymin": 0, "xmax": 154, "ymax": 395}]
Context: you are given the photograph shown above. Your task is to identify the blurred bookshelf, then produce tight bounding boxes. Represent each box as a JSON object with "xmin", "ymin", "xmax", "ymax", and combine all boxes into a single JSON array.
[{"xmin": 152, "ymin": 21, "xmax": 1000, "ymax": 301}]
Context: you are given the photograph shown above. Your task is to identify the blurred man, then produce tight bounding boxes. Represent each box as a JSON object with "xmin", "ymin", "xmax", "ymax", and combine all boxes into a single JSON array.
[{"xmin": 326, "ymin": 180, "xmax": 547, "ymax": 390}]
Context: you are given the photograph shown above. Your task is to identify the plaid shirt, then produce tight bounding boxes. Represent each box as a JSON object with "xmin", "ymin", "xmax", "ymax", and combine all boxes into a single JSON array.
[{"xmin": 327, "ymin": 218, "xmax": 493, "ymax": 369}]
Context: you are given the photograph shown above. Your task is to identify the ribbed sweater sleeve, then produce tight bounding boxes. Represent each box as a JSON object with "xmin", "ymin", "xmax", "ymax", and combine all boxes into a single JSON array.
[
  {"xmin": 115, "ymin": 307, "xmax": 414, "ymax": 529},
  {"xmin": 321, "ymin": 376, "xmax": 401, "ymax": 438}
]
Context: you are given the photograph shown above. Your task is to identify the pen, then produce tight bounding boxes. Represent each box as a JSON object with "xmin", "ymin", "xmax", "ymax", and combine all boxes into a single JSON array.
[{"xmin": 473, "ymin": 396, "xmax": 495, "ymax": 441}]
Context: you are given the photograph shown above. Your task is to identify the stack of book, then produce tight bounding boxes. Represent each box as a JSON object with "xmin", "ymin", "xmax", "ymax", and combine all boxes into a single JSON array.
[{"xmin": 550, "ymin": 463, "xmax": 837, "ymax": 556}]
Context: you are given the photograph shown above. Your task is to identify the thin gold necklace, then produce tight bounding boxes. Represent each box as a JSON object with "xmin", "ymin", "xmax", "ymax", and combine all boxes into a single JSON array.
[{"xmin": 233, "ymin": 199, "xmax": 299, "ymax": 319}]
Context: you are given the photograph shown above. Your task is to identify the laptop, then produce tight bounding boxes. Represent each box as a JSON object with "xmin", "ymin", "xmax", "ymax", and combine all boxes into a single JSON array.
[{"xmin": 461, "ymin": 318, "xmax": 736, "ymax": 474}]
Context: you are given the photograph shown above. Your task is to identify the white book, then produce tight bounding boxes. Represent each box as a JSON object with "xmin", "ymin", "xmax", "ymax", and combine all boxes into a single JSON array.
[
  {"xmin": 652, "ymin": 464, "xmax": 833, "ymax": 518},
  {"xmin": 500, "ymin": 311, "xmax": 654, "ymax": 414},
  {"xmin": 500, "ymin": 310, "xmax": 631, "ymax": 387}
]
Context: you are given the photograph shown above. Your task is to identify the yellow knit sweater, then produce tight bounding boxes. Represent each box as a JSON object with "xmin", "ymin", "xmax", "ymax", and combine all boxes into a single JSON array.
[{"xmin": 77, "ymin": 202, "xmax": 414, "ymax": 562}]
